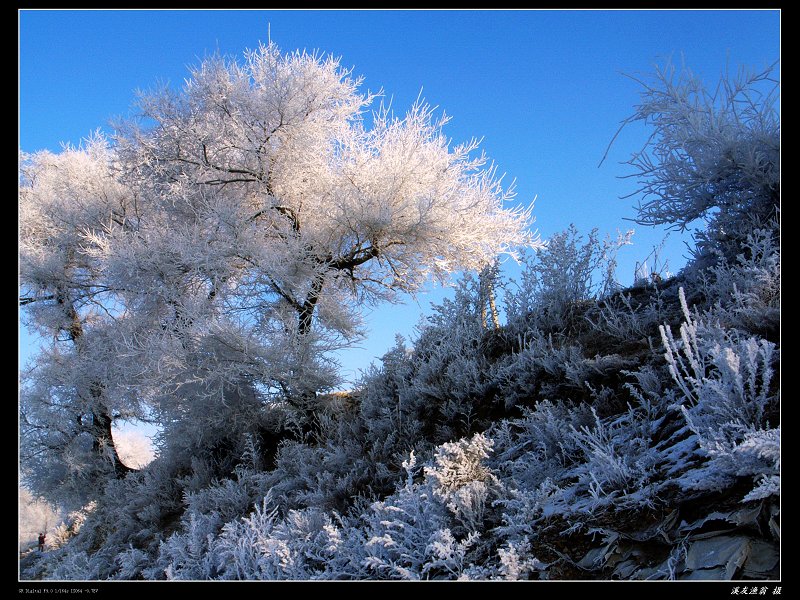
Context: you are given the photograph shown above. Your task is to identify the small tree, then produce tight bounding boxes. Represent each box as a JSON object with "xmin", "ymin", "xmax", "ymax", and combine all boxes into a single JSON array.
[
  {"xmin": 605, "ymin": 60, "xmax": 779, "ymax": 264},
  {"xmin": 479, "ymin": 262, "xmax": 502, "ymax": 330}
]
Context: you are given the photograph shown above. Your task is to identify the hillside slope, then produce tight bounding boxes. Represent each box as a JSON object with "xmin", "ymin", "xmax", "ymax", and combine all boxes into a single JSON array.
[{"xmin": 21, "ymin": 217, "xmax": 780, "ymax": 580}]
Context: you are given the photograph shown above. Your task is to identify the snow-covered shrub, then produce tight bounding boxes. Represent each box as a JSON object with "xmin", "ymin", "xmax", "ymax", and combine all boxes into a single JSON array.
[
  {"xmin": 585, "ymin": 286, "xmax": 669, "ymax": 342},
  {"xmin": 496, "ymin": 400, "xmax": 593, "ymax": 476},
  {"xmin": 677, "ymin": 426, "xmax": 780, "ymax": 503},
  {"xmin": 356, "ymin": 336, "xmax": 422, "ymax": 459},
  {"xmin": 568, "ymin": 407, "xmax": 660, "ymax": 511},
  {"xmin": 493, "ymin": 403, "xmax": 659, "ymax": 531},
  {"xmin": 504, "ymin": 225, "xmax": 632, "ymax": 333},
  {"xmin": 424, "ymin": 433, "xmax": 498, "ymax": 531},
  {"xmin": 701, "ymin": 225, "xmax": 780, "ymax": 336},
  {"xmin": 488, "ymin": 336, "xmax": 542, "ymax": 410},
  {"xmin": 146, "ymin": 441, "xmax": 281, "ymax": 579},
  {"xmin": 265, "ymin": 436, "xmax": 377, "ymax": 513},
  {"xmin": 47, "ymin": 551, "xmax": 94, "ymax": 580},
  {"xmin": 734, "ymin": 428, "xmax": 780, "ymax": 502},
  {"xmin": 355, "ymin": 274, "xmax": 501, "ymax": 457},
  {"xmin": 493, "ymin": 476, "xmax": 566, "ymax": 545},
  {"xmin": 114, "ymin": 547, "xmax": 152, "ymax": 580},
  {"xmin": 30, "ymin": 454, "xmax": 198, "ymax": 580},
  {"xmin": 491, "ymin": 328, "xmax": 634, "ymax": 411},
  {"xmin": 196, "ymin": 440, "xmax": 494, "ymax": 581},
  {"xmin": 496, "ymin": 538, "xmax": 547, "ymax": 580},
  {"xmin": 213, "ymin": 498, "xmax": 347, "ymax": 580},
  {"xmin": 47, "ymin": 502, "xmax": 94, "ymax": 550},
  {"xmin": 183, "ymin": 470, "xmax": 271, "ymax": 524},
  {"xmin": 409, "ymin": 274, "xmax": 495, "ymax": 436},
  {"xmin": 490, "ymin": 401, "xmax": 594, "ymax": 543},
  {"xmin": 660, "ymin": 288, "xmax": 779, "ymax": 499},
  {"xmin": 359, "ymin": 444, "xmax": 493, "ymax": 580},
  {"xmin": 360, "ymin": 487, "xmax": 452, "ymax": 579},
  {"xmin": 158, "ymin": 511, "xmax": 224, "ymax": 580},
  {"xmin": 661, "ymin": 288, "xmax": 777, "ymax": 429}
]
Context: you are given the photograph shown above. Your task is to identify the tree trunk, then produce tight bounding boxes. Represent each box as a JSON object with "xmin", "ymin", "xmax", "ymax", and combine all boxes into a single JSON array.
[
  {"xmin": 479, "ymin": 265, "xmax": 500, "ymax": 330},
  {"xmin": 60, "ymin": 291, "xmax": 136, "ymax": 478},
  {"xmin": 298, "ymin": 275, "xmax": 325, "ymax": 336},
  {"xmin": 488, "ymin": 283, "xmax": 500, "ymax": 330},
  {"xmin": 91, "ymin": 407, "xmax": 135, "ymax": 478},
  {"xmin": 292, "ymin": 274, "xmax": 327, "ymax": 427},
  {"xmin": 56, "ymin": 288, "xmax": 83, "ymax": 343}
]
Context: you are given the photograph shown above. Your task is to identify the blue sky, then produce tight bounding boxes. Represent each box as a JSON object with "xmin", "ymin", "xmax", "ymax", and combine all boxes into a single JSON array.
[{"xmin": 19, "ymin": 9, "xmax": 780, "ymax": 390}]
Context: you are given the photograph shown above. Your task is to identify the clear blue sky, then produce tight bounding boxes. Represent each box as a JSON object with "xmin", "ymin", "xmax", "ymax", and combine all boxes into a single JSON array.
[{"xmin": 19, "ymin": 9, "xmax": 780, "ymax": 389}]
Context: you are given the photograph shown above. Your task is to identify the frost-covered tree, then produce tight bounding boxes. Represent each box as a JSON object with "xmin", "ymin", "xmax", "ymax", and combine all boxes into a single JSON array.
[
  {"xmin": 19, "ymin": 41, "xmax": 534, "ymax": 507},
  {"xmin": 19, "ymin": 138, "xmax": 147, "ymax": 507},
  {"xmin": 607, "ymin": 60, "xmax": 779, "ymax": 264},
  {"xmin": 113, "ymin": 41, "xmax": 533, "ymax": 338}
]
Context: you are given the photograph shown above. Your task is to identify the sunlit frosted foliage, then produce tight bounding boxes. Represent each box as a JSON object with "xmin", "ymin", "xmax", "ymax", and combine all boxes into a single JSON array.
[{"xmin": 20, "ymin": 40, "xmax": 533, "ymax": 512}]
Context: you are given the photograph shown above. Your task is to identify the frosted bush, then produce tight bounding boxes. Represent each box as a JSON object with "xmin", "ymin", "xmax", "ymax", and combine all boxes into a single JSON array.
[
  {"xmin": 737, "ymin": 428, "xmax": 780, "ymax": 502},
  {"xmin": 496, "ymin": 538, "xmax": 547, "ymax": 580},
  {"xmin": 503, "ymin": 225, "xmax": 632, "ymax": 332},
  {"xmin": 586, "ymin": 286, "xmax": 668, "ymax": 342},
  {"xmin": 422, "ymin": 529, "xmax": 481, "ymax": 579},
  {"xmin": 47, "ymin": 502, "xmax": 95, "ymax": 550},
  {"xmin": 360, "ymin": 447, "xmax": 489, "ymax": 580},
  {"xmin": 425, "ymin": 434, "xmax": 497, "ymax": 530},
  {"xmin": 214, "ymin": 497, "xmax": 346, "ymax": 580},
  {"xmin": 677, "ymin": 424, "xmax": 780, "ymax": 501},
  {"xmin": 159, "ymin": 511, "xmax": 223, "ymax": 580},
  {"xmin": 410, "ymin": 275, "xmax": 494, "ymax": 433},
  {"xmin": 661, "ymin": 288, "xmax": 776, "ymax": 430},
  {"xmin": 494, "ymin": 477, "xmax": 565, "ymax": 544},
  {"xmin": 47, "ymin": 551, "xmax": 93, "ymax": 580},
  {"xmin": 660, "ymin": 288, "xmax": 779, "ymax": 500},
  {"xmin": 703, "ymin": 226, "xmax": 780, "ymax": 335},
  {"xmin": 569, "ymin": 407, "xmax": 660, "ymax": 511},
  {"xmin": 361, "ymin": 491, "xmax": 449, "ymax": 579},
  {"xmin": 114, "ymin": 547, "xmax": 152, "ymax": 580}
]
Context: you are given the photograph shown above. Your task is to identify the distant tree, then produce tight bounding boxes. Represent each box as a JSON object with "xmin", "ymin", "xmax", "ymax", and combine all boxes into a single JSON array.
[
  {"xmin": 478, "ymin": 262, "xmax": 501, "ymax": 330},
  {"xmin": 19, "ymin": 42, "xmax": 535, "ymax": 506},
  {"xmin": 18, "ymin": 487, "xmax": 62, "ymax": 551}
]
